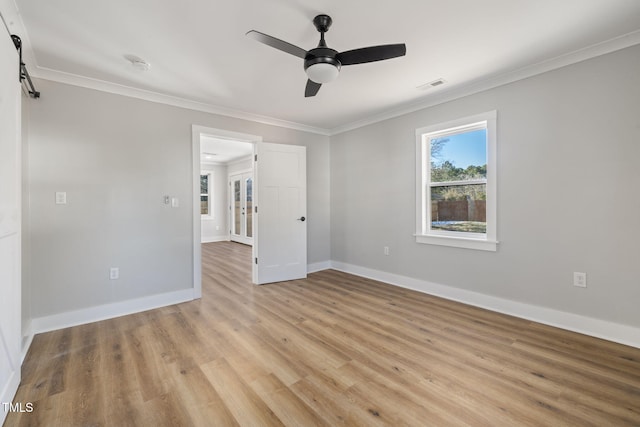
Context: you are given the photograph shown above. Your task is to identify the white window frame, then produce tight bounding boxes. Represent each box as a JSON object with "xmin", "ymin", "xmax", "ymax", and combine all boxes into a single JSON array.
[
  {"xmin": 415, "ymin": 111, "xmax": 498, "ymax": 251},
  {"xmin": 200, "ymin": 172, "xmax": 212, "ymax": 218}
]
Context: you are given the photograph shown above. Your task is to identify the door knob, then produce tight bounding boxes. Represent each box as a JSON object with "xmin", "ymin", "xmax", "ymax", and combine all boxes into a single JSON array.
[{"xmin": 297, "ymin": 216, "xmax": 306, "ymax": 222}]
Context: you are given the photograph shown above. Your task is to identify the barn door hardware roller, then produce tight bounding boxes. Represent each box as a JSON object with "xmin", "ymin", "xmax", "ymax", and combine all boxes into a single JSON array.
[{"xmin": 10, "ymin": 34, "xmax": 40, "ymax": 98}]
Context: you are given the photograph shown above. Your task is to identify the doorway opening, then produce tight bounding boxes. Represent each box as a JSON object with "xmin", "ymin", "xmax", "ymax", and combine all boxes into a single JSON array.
[
  {"xmin": 192, "ymin": 126, "xmax": 309, "ymax": 294},
  {"xmin": 192, "ymin": 125, "xmax": 261, "ymax": 298}
]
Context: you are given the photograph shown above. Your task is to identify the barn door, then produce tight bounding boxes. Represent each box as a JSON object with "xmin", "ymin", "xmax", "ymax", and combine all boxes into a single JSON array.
[{"xmin": 0, "ymin": 27, "xmax": 23, "ymax": 425}]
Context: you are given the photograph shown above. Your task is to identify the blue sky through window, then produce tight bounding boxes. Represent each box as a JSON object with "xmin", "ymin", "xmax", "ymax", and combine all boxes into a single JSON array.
[{"xmin": 432, "ymin": 129, "xmax": 486, "ymax": 169}]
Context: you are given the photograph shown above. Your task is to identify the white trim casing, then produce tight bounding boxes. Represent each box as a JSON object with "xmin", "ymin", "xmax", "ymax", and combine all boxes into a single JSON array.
[
  {"xmin": 192, "ymin": 127, "xmax": 202, "ymax": 299},
  {"xmin": 414, "ymin": 234, "xmax": 498, "ymax": 251},
  {"xmin": 415, "ymin": 111, "xmax": 497, "ymax": 251}
]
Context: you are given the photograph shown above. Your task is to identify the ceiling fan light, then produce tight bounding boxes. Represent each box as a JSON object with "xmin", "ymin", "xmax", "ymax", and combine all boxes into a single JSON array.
[{"xmin": 306, "ymin": 63, "xmax": 340, "ymax": 84}]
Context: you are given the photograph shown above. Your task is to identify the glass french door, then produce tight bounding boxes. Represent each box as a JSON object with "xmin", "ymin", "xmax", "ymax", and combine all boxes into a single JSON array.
[{"xmin": 229, "ymin": 172, "xmax": 253, "ymax": 245}]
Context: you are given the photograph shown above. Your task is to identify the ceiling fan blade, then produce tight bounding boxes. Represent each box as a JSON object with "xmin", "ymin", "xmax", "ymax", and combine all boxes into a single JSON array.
[
  {"xmin": 246, "ymin": 30, "xmax": 307, "ymax": 59},
  {"xmin": 337, "ymin": 44, "xmax": 406, "ymax": 66},
  {"xmin": 305, "ymin": 79, "xmax": 322, "ymax": 97}
]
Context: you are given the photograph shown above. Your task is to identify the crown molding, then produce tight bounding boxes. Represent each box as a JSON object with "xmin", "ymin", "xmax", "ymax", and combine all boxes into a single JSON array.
[
  {"xmin": 200, "ymin": 160, "xmax": 225, "ymax": 166},
  {"xmin": 328, "ymin": 29, "xmax": 640, "ymax": 135},
  {"xmin": 33, "ymin": 66, "xmax": 332, "ymax": 136}
]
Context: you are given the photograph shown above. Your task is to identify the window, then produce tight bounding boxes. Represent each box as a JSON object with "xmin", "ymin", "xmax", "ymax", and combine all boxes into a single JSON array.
[
  {"xmin": 200, "ymin": 173, "xmax": 211, "ymax": 216},
  {"xmin": 415, "ymin": 111, "xmax": 497, "ymax": 251}
]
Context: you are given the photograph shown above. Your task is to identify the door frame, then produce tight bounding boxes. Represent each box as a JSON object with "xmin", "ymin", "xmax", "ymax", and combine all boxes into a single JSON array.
[{"xmin": 191, "ymin": 125, "xmax": 261, "ymax": 298}]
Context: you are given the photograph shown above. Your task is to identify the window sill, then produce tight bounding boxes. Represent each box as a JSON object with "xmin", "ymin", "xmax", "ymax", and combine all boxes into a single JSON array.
[{"xmin": 414, "ymin": 234, "xmax": 498, "ymax": 251}]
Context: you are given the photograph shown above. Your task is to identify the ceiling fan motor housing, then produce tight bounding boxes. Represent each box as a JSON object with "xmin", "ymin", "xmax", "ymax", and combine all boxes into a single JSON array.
[
  {"xmin": 304, "ymin": 48, "xmax": 341, "ymax": 70},
  {"xmin": 305, "ymin": 15, "xmax": 340, "ymax": 83}
]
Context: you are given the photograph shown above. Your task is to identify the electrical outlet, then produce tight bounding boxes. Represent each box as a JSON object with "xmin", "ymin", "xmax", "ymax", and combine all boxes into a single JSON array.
[
  {"xmin": 110, "ymin": 267, "xmax": 119, "ymax": 280},
  {"xmin": 573, "ymin": 272, "xmax": 586, "ymax": 288},
  {"xmin": 384, "ymin": 246, "xmax": 390, "ymax": 256}
]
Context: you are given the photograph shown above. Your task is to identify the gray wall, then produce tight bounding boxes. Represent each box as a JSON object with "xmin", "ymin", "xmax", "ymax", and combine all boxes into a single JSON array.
[
  {"xmin": 227, "ymin": 156, "xmax": 252, "ymax": 176},
  {"xmin": 200, "ymin": 163, "xmax": 228, "ymax": 242},
  {"xmin": 330, "ymin": 44, "xmax": 640, "ymax": 328},
  {"xmin": 27, "ymin": 80, "xmax": 330, "ymax": 318}
]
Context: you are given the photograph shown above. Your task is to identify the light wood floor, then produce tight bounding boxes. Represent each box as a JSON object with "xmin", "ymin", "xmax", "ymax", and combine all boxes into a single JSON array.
[{"xmin": 6, "ymin": 242, "xmax": 640, "ymax": 426}]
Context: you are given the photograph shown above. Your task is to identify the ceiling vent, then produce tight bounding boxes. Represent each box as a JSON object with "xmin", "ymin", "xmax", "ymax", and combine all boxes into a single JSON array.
[{"xmin": 417, "ymin": 78, "xmax": 446, "ymax": 90}]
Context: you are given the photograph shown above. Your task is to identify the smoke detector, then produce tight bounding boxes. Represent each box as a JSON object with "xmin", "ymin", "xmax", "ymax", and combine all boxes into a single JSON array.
[{"xmin": 124, "ymin": 55, "xmax": 151, "ymax": 71}]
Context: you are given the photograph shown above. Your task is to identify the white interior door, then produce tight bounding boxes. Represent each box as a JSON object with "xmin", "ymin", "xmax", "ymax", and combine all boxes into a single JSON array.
[
  {"xmin": 0, "ymin": 26, "xmax": 22, "ymax": 425},
  {"xmin": 229, "ymin": 172, "xmax": 253, "ymax": 246},
  {"xmin": 254, "ymin": 143, "xmax": 307, "ymax": 284}
]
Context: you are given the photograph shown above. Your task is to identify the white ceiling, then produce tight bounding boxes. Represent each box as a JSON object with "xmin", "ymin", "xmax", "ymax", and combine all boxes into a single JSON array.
[
  {"xmin": 4, "ymin": 0, "xmax": 640, "ymax": 134},
  {"xmin": 201, "ymin": 135, "xmax": 253, "ymax": 164}
]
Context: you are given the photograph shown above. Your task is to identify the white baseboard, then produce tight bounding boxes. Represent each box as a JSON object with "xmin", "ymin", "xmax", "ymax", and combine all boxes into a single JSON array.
[
  {"xmin": 30, "ymin": 288, "xmax": 196, "ymax": 335},
  {"xmin": 22, "ymin": 261, "xmax": 639, "ymax": 356},
  {"xmin": 330, "ymin": 261, "xmax": 640, "ymax": 349},
  {"xmin": 201, "ymin": 236, "xmax": 229, "ymax": 243},
  {"xmin": 20, "ymin": 320, "xmax": 34, "ymax": 364},
  {"xmin": 307, "ymin": 261, "xmax": 331, "ymax": 274}
]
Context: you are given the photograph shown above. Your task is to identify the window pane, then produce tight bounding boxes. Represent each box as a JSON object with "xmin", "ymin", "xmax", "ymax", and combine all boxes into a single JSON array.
[
  {"xmin": 200, "ymin": 175, "xmax": 208, "ymax": 194},
  {"xmin": 430, "ymin": 128, "xmax": 486, "ymax": 183},
  {"xmin": 200, "ymin": 196, "xmax": 209, "ymax": 215},
  {"xmin": 430, "ymin": 184, "xmax": 486, "ymax": 233}
]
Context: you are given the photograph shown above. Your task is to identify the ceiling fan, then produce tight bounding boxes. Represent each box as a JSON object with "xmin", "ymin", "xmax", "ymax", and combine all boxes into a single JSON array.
[{"xmin": 246, "ymin": 14, "xmax": 407, "ymax": 97}]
